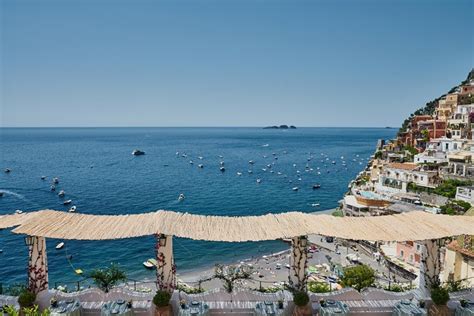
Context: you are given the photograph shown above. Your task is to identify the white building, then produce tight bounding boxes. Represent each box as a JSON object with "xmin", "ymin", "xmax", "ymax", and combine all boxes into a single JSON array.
[
  {"xmin": 455, "ymin": 186, "xmax": 474, "ymax": 204},
  {"xmin": 376, "ymin": 163, "xmax": 439, "ymax": 193},
  {"xmin": 427, "ymin": 137, "xmax": 467, "ymax": 153},
  {"xmin": 414, "ymin": 150, "xmax": 448, "ymax": 164}
]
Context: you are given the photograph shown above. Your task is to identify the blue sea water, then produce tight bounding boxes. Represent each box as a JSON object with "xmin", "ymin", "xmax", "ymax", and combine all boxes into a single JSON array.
[{"xmin": 0, "ymin": 127, "xmax": 395, "ymax": 286}]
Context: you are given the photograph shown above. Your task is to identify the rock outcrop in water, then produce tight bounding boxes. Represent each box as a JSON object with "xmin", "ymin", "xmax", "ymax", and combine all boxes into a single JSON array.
[{"xmin": 263, "ymin": 125, "xmax": 297, "ymax": 129}]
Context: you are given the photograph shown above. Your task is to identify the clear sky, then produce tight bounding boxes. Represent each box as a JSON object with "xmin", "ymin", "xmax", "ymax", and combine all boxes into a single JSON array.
[{"xmin": 1, "ymin": 0, "xmax": 472, "ymax": 127}]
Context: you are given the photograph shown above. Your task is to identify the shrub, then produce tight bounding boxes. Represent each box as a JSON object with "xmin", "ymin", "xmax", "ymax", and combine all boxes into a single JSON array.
[
  {"xmin": 308, "ymin": 282, "xmax": 331, "ymax": 293},
  {"xmin": 293, "ymin": 291, "xmax": 309, "ymax": 307},
  {"xmin": 340, "ymin": 264, "xmax": 375, "ymax": 292},
  {"xmin": 153, "ymin": 290, "xmax": 171, "ymax": 307},
  {"xmin": 18, "ymin": 290, "xmax": 36, "ymax": 308},
  {"xmin": 89, "ymin": 263, "xmax": 127, "ymax": 293},
  {"xmin": 431, "ymin": 286, "xmax": 450, "ymax": 306}
]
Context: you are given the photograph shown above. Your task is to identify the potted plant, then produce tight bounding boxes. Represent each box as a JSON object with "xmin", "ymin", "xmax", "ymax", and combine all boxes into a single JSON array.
[
  {"xmin": 293, "ymin": 291, "xmax": 310, "ymax": 316},
  {"xmin": 277, "ymin": 299, "xmax": 284, "ymax": 309},
  {"xmin": 18, "ymin": 289, "xmax": 36, "ymax": 313},
  {"xmin": 460, "ymin": 299, "xmax": 469, "ymax": 308},
  {"xmin": 418, "ymin": 299, "xmax": 425, "ymax": 308},
  {"xmin": 429, "ymin": 285, "xmax": 450, "ymax": 316},
  {"xmin": 153, "ymin": 290, "xmax": 172, "ymax": 316},
  {"xmin": 319, "ymin": 299, "xmax": 326, "ymax": 307}
]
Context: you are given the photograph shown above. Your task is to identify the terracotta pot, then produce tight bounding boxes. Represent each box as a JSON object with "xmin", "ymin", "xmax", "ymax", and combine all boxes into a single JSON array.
[
  {"xmin": 292, "ymin": 303, "xmax": 312, "ymax": 316},
  {"xmin": 428, "ymin": 304, "xmax": 449, "ymax": 316},
  {"xmin": 154, "ymin": 305, "xmax": 172, "ymax": 316}
]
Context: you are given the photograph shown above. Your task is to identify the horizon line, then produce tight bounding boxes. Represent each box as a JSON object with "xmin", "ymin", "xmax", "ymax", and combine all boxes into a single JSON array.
[{"xmin": 0, "ymin": 125, "xmax": 397, "ymax": 129}]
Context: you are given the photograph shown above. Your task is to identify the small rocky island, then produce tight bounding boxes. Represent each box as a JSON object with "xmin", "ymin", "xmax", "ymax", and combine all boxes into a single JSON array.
[{"xmin": 263, "ymin": 125, "xmax": 297, "ymax": 129}]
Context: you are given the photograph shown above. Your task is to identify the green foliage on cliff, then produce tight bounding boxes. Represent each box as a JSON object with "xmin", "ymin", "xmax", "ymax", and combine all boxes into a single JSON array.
[{"xmin": 433, "ymin": 179, "xmax": 472, "ymax": 198}]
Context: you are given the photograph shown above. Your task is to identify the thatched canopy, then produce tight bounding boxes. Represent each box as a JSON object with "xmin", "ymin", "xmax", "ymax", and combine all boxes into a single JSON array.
[{"xmin": 0, "ymin": 210, "xmax": 472, "ymax": 242}]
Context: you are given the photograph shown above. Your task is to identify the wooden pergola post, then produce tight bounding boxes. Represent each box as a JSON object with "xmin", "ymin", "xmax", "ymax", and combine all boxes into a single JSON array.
[
  {"xmin": 155, "ymin": 234, "xmax": 176, "ymax": 292},
  {"xmin": 25, "ymin": 236, "xmax": 49, "ymax": 294},
  {"xmin": 419, "ymin": 239, "xmax": 442, "ymax": 296},
  {"xmin": 289, "ymin": 236, "xmax": 308, "ymax": 291}
]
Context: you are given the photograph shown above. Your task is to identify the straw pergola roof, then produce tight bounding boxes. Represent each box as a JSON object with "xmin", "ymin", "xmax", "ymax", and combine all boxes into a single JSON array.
[{"xmin": 0, "ymin": 210, "xmax": 473, "ymax": 242}]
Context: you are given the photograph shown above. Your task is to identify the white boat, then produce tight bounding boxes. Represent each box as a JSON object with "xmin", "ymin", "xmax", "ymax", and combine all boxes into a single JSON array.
[
  {"xmin": 50, "ymin": 185, "xmax": 56, "ymax": 191},
  {"xmin": 14, "ymin": 210, "xmax": 23, "ymax": 214},
  {"xmin": 262, "ymin": 168, "xmax": 267, "ymax": 172},
  {"xmin": 56, "ymin": 242, "xmax": 64, "ymax": 250},
  {"xmin": 132, "ymin": 149, "xmax": 145, "ymax": 156},
  {"xmin": 198, "ymin": 156, "xmax": 203, "ymax": 160},
  {"xmin": 218, "ymin": 155, "xmax": 224, "ymax": 158},
  {"xmin": 248, "ymin": 170, "xmax": 253, "ymax": 174},
  {"xmin": 189, "ymin": 160, "xmax": 193, "ymax": 164},
  {"xmin": 178, "ymin": 194, "xmax": 185, "ymax": 201},
  {"xmin": 198, "ymin": 164, "xmax": 204, "ymax": 168},
  {"xmin": 256, "ymin": 179, "xmax": 262, "ymax": 184},
  {"xmin": 236, "ymin": 172, "xmax": 242, "ymax": 176},
  {"xmin": 292, "ymin": 187, "xmax": 299, "ymax": 191},
  {"xmin": 58, "ymin": 190, "xmax": 65, "ymax": 197},
  {"xmin": 248, "ymin": 160, "xmax": 255, "ymax": 164},
  {"xmin": 53, "ymin": 177, "xmax": 59, "ymax": 184},
  {"xmin": 63, "ymin": 199, "xmax": 72, "ymax": 205},
  {"xmin": 68, "ymin": 206, "xmax": 77, "ymax": 212},
  {"xmin": 4, "ymin": 168, "xmax": 11, "ymax": 173},
  {"xmin": 143, "ymin": 258, "xmax": 158, "ymax": 269},
  {"xmin": 262, "ymin": 144, "xmax": 269, "ymax": 147},
  {"xmin": 41, "ymin": 176, "xmax": 46, "ymax": 180},
  {"xmin": 220, "ymin": 167, "xmax": 226, "ymax": 172},
  {"xmin": 312, "ymin": 203, "xmax": 320, "ymax": 207},
  {"xmin": 143, "ymin": 261, "xmax": 154, "ymax": 269}
]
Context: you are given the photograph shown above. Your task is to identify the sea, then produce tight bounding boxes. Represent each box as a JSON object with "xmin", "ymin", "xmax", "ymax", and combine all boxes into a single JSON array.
[{"xmin": 0, "ymin": 127, "xmax": 396, "ymax": 287}]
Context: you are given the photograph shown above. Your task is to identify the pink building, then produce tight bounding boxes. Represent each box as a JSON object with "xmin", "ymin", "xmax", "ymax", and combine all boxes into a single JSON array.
[{"xmin": 396, "ymin": 241, "xmax": 422, "ymax": 267}]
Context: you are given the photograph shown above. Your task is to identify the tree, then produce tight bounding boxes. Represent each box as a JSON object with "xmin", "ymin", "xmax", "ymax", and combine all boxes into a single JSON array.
[
  {"xmin": 214, "ymin": 264, "xmax": 252, "ymax": 293},
  {"xmin": 89, "ymin": 263, "xmax": 127, "ymax": 293},
  {"xmin": 340, "ymin": 264, "xmax": 375, "ymax": 292}
]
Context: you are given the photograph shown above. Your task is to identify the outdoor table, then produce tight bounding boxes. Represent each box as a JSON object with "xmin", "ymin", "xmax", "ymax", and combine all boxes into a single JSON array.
[
  {"xmin": 319, "ymin": 300, "xmax": 350, "ymax": 316},
  {"xmin": 455, "ymin": 302, "xmax": 474, "ymax": 316},
  {"xmin": 50, "ymin": 299, "xmax": 81, "ymax": 316},
  {"xmin": 101, "ymin": 300, "xmax": 133, "ymax": 316},
  {"xmin": 392, "ymin": 300, "xmax": 427, "ymax": 316},
  {"xmin": 253, "ymin": 301, "xmax": 286, "ymax": 316},
  {"xmin": 178, "ymin": 301, "xmax": 210, "ymax": 316}
]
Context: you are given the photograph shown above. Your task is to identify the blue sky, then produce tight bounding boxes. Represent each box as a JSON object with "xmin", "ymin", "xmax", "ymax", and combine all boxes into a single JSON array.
[{"xmin": 1, "ymin": 0, "xmax": 472, "ymax": 127}]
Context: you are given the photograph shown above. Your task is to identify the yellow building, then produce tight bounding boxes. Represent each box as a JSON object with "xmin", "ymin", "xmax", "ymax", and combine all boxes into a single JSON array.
[{"xmin": 442, "ymin": 209, "xmax": 474, "ymax": 287}]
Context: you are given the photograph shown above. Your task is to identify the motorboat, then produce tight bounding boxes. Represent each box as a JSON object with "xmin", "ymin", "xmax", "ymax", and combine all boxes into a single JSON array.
[
  {"xmin": 220, "ymin": 161, "xmax": 225, "ymax": 166},
  {"xmin": 219, "ymin": 167, "xmax": 226, "ymax": 172},
  {"xmin": 56, "ymin": 242, "xmax": 64, "ymax": 250},
  {"xmin": 256, "ymin": 179, "xmax": 262, "ymax": 184},
  {"xmin": 248, "ymin": 170, "xmax": 253, "ymax": 174},
  {"xmin": 218, "ymin": 155, "xmax": 224, "ymax": 159},
  {"xmin": 248, "ymin": 160, "xmax": 255, "ymax": 164},
  {"xmin": 189, "ymin": 160, "xmax": 193, "ymax": 165},
  {"xmin": 313, "ymin": 184, "xmax": 321, "ymax": 189},
  {"xmin": 53, "ymin": 177, "xmax": 59, "ymax": 184},
  {"xmin": 68, "ymin": 206, "xmax": 77, "ymax": 212},
  {"xmin": 4, "ymin": 168, "xmax": 11, "ymax": 173},
  {"xmin": 63, "ymin": 200, "xmax": 72, "ymax": 205},
  {"xmin": 41, "ymin": 176, "xmax": 46, "ymax": 180},
  {"xmin": 198, "ymin": 156, "xmax": 203, "ymax": 160},
  {"xmin": 58, "ymin": 190, "xmax": 65, "ymax": 197},
  {"xmin": 236, "ymin": 172, "xmax": 242, "ymax": 176},
  {"xmin": 262, "ymin": 168, "xmax": 267, "ymax": 172},
  {"xmin": 143, "ymin": 261, "xmax": 154, "ymax": 269},
  {"xmin": 292, "ymin": 187, "xmax": 299, "ymax": 191},
  {"xmin": 132, "ymin": 149, "xmax": 145, "ymax": 156},
  {"xmin": 198, "ymin": 164, "xmax": 204, "ymax": 168},
  {"xmin": 178, "ymin": 193, "xmax": 185, "ymax": 201},
  {"xmin": 50, "ymin": 185, "xmax": 56, "ymax": 191},
  {"xmin": 15, "ymin": 210, "xmax": 23, "ymax": 214},
  {"xmin": 312, "ymin": 203, "xmax": 320, "ymax": 207}
]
